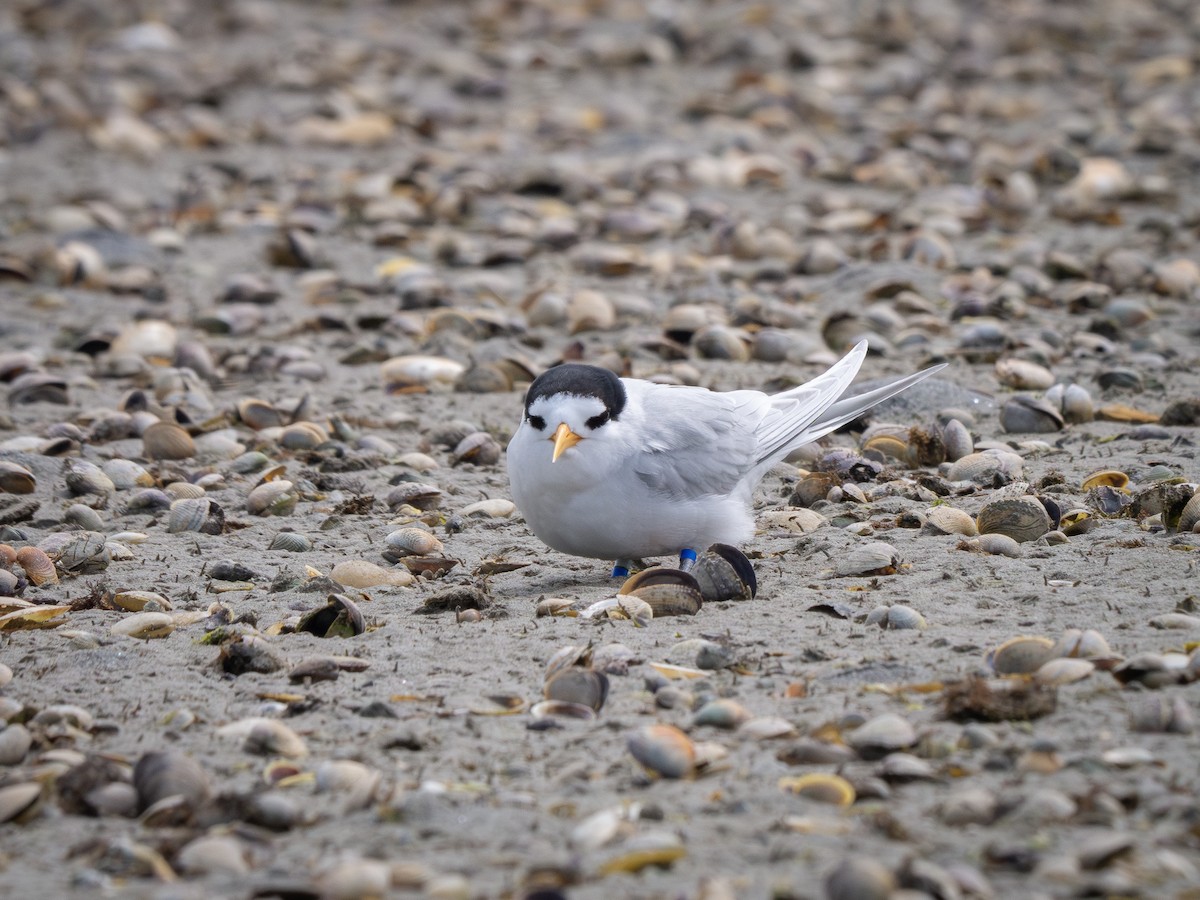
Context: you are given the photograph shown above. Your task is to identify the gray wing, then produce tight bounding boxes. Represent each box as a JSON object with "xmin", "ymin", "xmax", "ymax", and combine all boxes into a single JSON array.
[{"xmin": 629, "ymin": 385, "xmax": 765, "ymax": 500}]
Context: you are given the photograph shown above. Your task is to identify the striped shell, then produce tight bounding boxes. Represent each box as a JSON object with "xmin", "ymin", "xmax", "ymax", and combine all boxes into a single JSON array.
[
  {"xmin": 167, "ymin": 498, "xmax": 224, "ymax": 535},
  {"xmin": 142, "ymin": 422, "xmax": 196, "ymax": 460},
  {"xmin": 976, "ymin": 496, "xmax": 1052, "ymax": 543},
  {"xmin": 269, "ymin": 532, "xmax": 312, "ymax": 553},
  {"xmin": 246, "ymin": 481, "xmax": 297, "ymax": 517},
  {"xmin": 618, "ymin": 568, "xmax": 702, "ymax": 617},
  {"xmin": 15, "ymin": 547, "xmax": 57, "ymax": 585}
]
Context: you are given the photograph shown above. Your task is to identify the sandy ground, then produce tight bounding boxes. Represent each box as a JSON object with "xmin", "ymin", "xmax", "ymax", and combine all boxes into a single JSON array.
[{"xmin": 2, "ymin": 1, "xmax": 1200, "ymax": 898}]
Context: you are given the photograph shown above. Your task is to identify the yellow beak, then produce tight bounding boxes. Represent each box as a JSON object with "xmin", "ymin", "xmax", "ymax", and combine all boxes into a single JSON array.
[{"xmin": 551, "ymin": 422, "xmax": 582, "ymax": 461}]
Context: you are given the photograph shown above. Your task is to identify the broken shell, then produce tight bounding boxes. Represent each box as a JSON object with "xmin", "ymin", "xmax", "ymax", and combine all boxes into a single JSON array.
[
  {"xmin": 111, "ymin": 612, "xmax": 174, "ymax": 640},
  {"xmin": 976, "ymin": 496, "xmax": 1052, "ymax": 543},
  {"xmin": 618, "ymin": 568, "xmax": 702, "ymax": 616},
  {"xmin": 385, "ymin": 527, "xmax": 444, "ymax": 556},
  {"xmin": 690, "ymin": 543, "xmax": 757, "ymax": 602},
  {"xmin": 330, "ymin": 560, "xmax": 413, "ymax": 589},
  {"xmin": 167, "ymin": 498, "xmax": 224, "ymax": 534},
  {"xmin": 924, "ymin": 506, "xmax": 978, "ymax": 536},
  {"xmin": 246, "ymin": 480, "xmax": 298, "ymax": 516},
  {"xmin": 15, "ymin": 547, "xmax": 57, "ymax": 585},
  {"xmin": 988, "ymin": 636, "xmax": 1057, "ymax": 675},
  {"xmin": 779, "ymin": 773, "xmax": 856, "ymax": 806},
  {"xmin": 0, "ymin": 462, "xmax": 36, "ymax": 494},
  {"xmin": 627, "ymin": 724, "xmax": 695, "ymax": 779},
  {"xmin": 544, "ymin": 669, "xmax": 609, "ymax": 712},
  {"xmin": 545, "ymin": 644, "xmax": 593, "ymax": 680},
  {"xmin": 1000, "ymin": 395, "xmax": 1064, "ymax": 433},
  {"xmin": 297, "ymin": 594, "xmax": 365, "ymax": 638},
  {"xmin": 142, "ymin": 421, "xmax": 196, "ymax": 460},
  {"xmin": 834, "ymin": 541, "xmax": 900, "ymax": 577},
  {"xmin": 536, "ymin": 598, "xmax": 576, "ymax": 618},
  {"xmin": 134, "ymin": 750, "xmax": 211, "ymax": 815}
]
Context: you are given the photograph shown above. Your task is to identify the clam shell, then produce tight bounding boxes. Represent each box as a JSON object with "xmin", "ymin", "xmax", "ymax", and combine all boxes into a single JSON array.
[
  {"xmin": 101, "ymin": 459, "xmax": 154, "ymax": 490},
  {"xmin": 763, "ymin": 509, "xmax": 827, "ymax": 534},
  {"xmin": 167, "ymin": 498, "xmax": 224, "ymax": 534},
  {"xmin": 995, "ymin": 358, "xmax": 1054, "ymax": 390},
  {"xmin": 834, "ymin": 541, "xmax": 900, "ymax": 577},
  {"xmin": 384, "ymin": 482, "xmax": 443, "ymax": 510},
  {"xmin": 941, "ymin": 418, "xmax": 973, "ymax": 462},
  {"xmin": 111, "ymin": 611, "xmax": 174, "ymax": 640},
  {"xmin": 693, "ymin": 324, "xmax": 750, "ymax": 361},
  {"xmin": 112, "ymin": 590, "xmax": 171, "ymax": 612},
  {"xmin": 619, "ymin": 568, "xmax": 702, "ymax": 616},
  {"xmin": 627, "ymin": 724, "xmax": 695, "ymax": 779},
  {"xmin": 0, "ymin": 782, "xmax": 41, "ymax": 824},
  {"xmin": 165, "ymin": 481, "xmax": 206, "ymax": 500},
  {"xmin": 297, "ymin": 594, "xmax": 365, "ymax": 638},
  {"xmin": 237, "ymin": 398, "xmax": 287, "ymax": 430},
  {"xmin": 385, "ymin": 528, "xmax": 444, "ymax": 556},
  {"xmin": 278, "ymin": 421, "xmax": 327, "ymax": 450},
  {"xmin": 134, "ymin": 750, "xmax": 211, "ymax": 814},
  {"xmin": 692, "ymin": 699, "xmax": 751, "ymax": 730},
  {"xmin": 1179, "ymin": 491, "xmax": 1200, "ymax": 534},
  {"xmin": 15, "ymin": 547, "xmax": 57, "ymax": 585},
  {"xmin": 779, "ymin": 773, "xmax": 856, "ymax": 806},
  {"xmin": 924, "ymin": 506, "xmax": 978, "ymax": 536},
  {"xmin": 0, "ymin": 462, "xmax": 36, "ymax": 494},
  {"xmin": 246, "ymin": 481, "xmax": 297, "ymax": 516},
  {"xmin": 54, "ymin": 531, "xmax": 109, "ymax": 573},
  {"xmin": 0, "ymin": 723, "xmax": 32, "ymax": 766},
  {"xmin": 846, "ymin": 713, "xmax": 916, "ymax": 758},
  {"xmin": 330, "ymin": 560, "xmax": 413, "ymax": 589},
  {"xmin": 976, "ymin": 496, "xmax": 1052, "ymax": 543},
  {"xmin": 988, "ymin": 636, "xmax": 1056, "ymax": 675},
  {"xmin": 1052, "ymin": 628, "xmax": 1111, "ymax": 659},
  {"xmin": 142, "ymin": 421, "xmax": 196, "ymax": 460},
  {"xmin": 529, "ymin": 700, "xmax": 596, "ymax": 721},
  {"xmin": 690, "ymin": 543, "xmax": 756, "ymax": 602},
  {"xmin": 65, "ymin": 460, "xmax": 114, "ymax": 496},
  {"xmin": 946, "ymin": 450, "xmax": 1023, "ymax": 484},
  {"xmin": 1034, "ymin": 658, "xmax": 1095, "ymax": 686},
  {"xmin": 544, "ymin": 668, "xmax": 609, "ymax": 712},
  {"xmin": 269, "ymin": 531, "xmax": 312, "ymax": 552},
  {"xmin": 1000, "ymin": 395, "xmax": 1064, "ymax": 434},
  {"xmin": 1082, "ymin": 470, "xmax": 1130, "ymax": 491},
  {"xmin": 969, "ymin": 533, "xmax": 1022, "ymax": 557}
]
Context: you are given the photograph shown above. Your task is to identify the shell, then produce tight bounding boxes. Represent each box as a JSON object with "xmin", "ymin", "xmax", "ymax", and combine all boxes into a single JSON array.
[
  {"xmin": 15, "ymin": 547, "xmax": 57, "ymax": 585},
  {"xmin": 142, "ymin": 421, "xmax": 196, "ymax": 460},
  {"xmin": 1034, "ymin": 658, "xmax": 1095, "ymax": 686},
  {"xmin": 111, "ymin": 612, "xmax": 174, "ymax": 639},
  {"xmin": 225, "ymin": 718, "xmax": 308, "ymax": 758},
  {"xmin": 1082, "ymin": 470, "xmax": 1130, "ymax": 491},
  {"xmin": 237, "ymin": 398, "xmax": 288, "ymax": 430},
  {"xmin": 692, "ymin": 699, "xmax": 751, "ymax": 730},
  {"xmin": 995, "ymin": 358, "xmax": 1054, "ymax": 390},
  {"xmin": 967, "ymin": 533, "xmax": 1022, "ymax": 557},
  {"xmin": 452, "ymin": 432, "xmax": 502, "ymax": 466},
  {"xmin": 988, "ymin": 636, "xmax": 1056, "ymax": 675},
  {"xmin": 297, "ymin": 594, "xmax": 365, "ymax": 638},
  {"xmin": 834, "ymin": 541, "xmax": 900, "ymax": 577},
  {"xmin": 619, "ymin": 568, "xmax": 702, "ymax": 616},
  {"xmin": 385, "ymin": 528, "xmax": 444, "ymax": 556},
  {"xmin": 278, "ymin": 421, "xmax": 328, "ymax": 450},
  {"xmin": 246, "ymin": 481, "xmax": 297, "ymax": 516},
  {"xmin": 269, "ymin": 532, "xmax": 312, "ymax": 552},
  {"xmin": 763, "ymin": 509, "xmax": 827, "ymax": 534},
  {"xmin": 0, "ymin": 723, "xmax": 32, "ymax": 766},
  {"xmin": 1179, "ymin": 491, "xmax": 1200, "ymax": 534},
  {"xmin": 946, "ymin": 450, "xmax": 1023, "ymax": 484},
  {"xmin": 0, "ymin": 462, "xmax": 36, "ymax": 494},
  {"xmin": 385, "ymin": 482, "xmax": 443, "ymax": 511},
  {"xmin": 846, "ymin": 713, "xmax": 916, "ymax": 759},
  {"xmin": 134, "ymin": 750, "xmax": 211, "ymax": 815},
  {"xmin": 165, "ymin": 481, "xmax": 207, "ymax": 500},
  {"xmin": 544, "ymin": 669, "xmax": 609, "ymax": 712},
  {"xmin": 1000, "ymin": 395, "xmax": 1064, "ymax": 434},
  {"xmin": 380, "ymin": 355, "xmax": 466, "ymax": 393},
  {"xmin": 778, "ymin": 773, "xmax": 856, "ymax": 806},
  {"xmin": 0, "ymin": 782, "xmax": 41, "ymax": 825},
  {"xmin": 167, "ymin": 498, "xmax": 224, "ymax": 535},
  {"xmin": 112, "ymin": 590, "xmax": 171, "ymax": 612},
  {"xmin": 923, "ymin": 506, "xmax": 978, "ymax": 536},
  {"xmin": 627, "ymin": 724, "xmax": 695, "ymax": 779},
  {"xmin": 1129, "ymin": 695, "xmax": 1194, "ymax": 734},
  {"xmin": 330, "ymin": 560, "xmax": 413, "ymax": 589},
  {"xmin": 1045, "ymin": 382, "xmax": 1095, "ymax": 424},
  {"xmin": 65, "ymin": 461, "xmax": 114, "ymax": 496},
  {"xmin": 1052, "ymin": 628, "xmax": 1112, "ymax": 659},
  {"xmin": 941, "ymin": 418, "xmax": 973, "ymax": 461},
  {"xmin": 693, "ymin": 325, "xmax": 750, "ymax": 361},
  {"xmin": 976, "ymin": 496, "xmax": 1052, "ymax": 543},
  {"xmin": 825, "ymin": 858, "xmax": 897, "ymax": 900},
  {"xmin": 690, "ymin": 543, "xmax": 756, "ymax": 602},
  {"xmin": 529, "ymin": 700, "xmax": 596, "ymax": 720},
  {"xmin": 55, "ymin": 531, "xmax": 109, "ymax": 573},
  {"xmin": 101, "ymin": 459, "xmax": 155, "ymax": 490}
]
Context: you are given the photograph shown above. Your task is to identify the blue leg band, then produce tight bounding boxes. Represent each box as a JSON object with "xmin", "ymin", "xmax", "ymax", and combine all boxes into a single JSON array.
[{"xmin": 679, "ymin": 548, "xmax": 697, "ymax": 572}]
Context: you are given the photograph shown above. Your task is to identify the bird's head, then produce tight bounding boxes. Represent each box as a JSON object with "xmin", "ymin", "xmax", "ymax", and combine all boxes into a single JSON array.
[{"xmin": 522, "ymin": 363, "xmax": 627, "ymax": 461}]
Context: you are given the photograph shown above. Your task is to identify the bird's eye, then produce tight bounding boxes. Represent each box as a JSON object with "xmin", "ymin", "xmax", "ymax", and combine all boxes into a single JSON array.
[
  {"xmin": 585, "ymin": 411, "xmax": 609, "ymax": 430},
  {"xmin": 527, "ymin": 414, "xmax": 546, "ymax": 430}
]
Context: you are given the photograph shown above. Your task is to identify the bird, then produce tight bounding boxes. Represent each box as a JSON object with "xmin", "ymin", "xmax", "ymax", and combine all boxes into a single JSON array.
[{"xmin": 506, "ymin": 341, "xmax": 944, "ymax": 576}]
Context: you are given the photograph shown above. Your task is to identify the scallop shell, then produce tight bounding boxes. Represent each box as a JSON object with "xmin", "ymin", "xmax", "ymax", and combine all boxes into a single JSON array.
[
  {"xmin": 164, "ymin": 481, "xmax": 206, "ymax": 500},
  {"xmin": 142, "ymin": 421, "xmax": 196, "ymax": 460},
  {"xmin": 988, "ymin": 636, "xmax": 1056, "ymax": 675},
  {"xmin": 690, "ymin": 543, "xmax": 756, "ymax": 602},
  {"xmin": 246, "ymin": 481, "xmax": 297, "ymax": 516},
  {"xmin": 618, "ymin": 568, "xmax": 702, "ymax": 617},
  {"xmin": 0, "ymin": 462, "xmax": 36, "ymax": 494},
  {"xmin": 544, "ymin": 669, "xmax": 609, "ymax": 712},
  {"xmin": 15, "ymin": 547, "xmax": 57, "ymax": 585},
  {"xmin": 976, "ymin": 496, "xmax": 1052, "ymax": 543},
  {"xmin": 627, "ymin": 724, "xmax": 695, "ymax": 779}
]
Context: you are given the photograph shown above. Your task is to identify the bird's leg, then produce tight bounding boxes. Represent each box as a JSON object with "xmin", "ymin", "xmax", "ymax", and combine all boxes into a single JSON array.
[
  {"xmin": 611, "ymin": 558, "xmax": 635, "ymax": 579},
  {"xmin": 678, "ymin": 548, "xmax": 697, "ymax": 573}
]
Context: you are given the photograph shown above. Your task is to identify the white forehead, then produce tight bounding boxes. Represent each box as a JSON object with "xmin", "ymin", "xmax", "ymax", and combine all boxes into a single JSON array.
[{"xmin": 527, "ymin": 392, "xmax": 607, "ymax": 422}]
